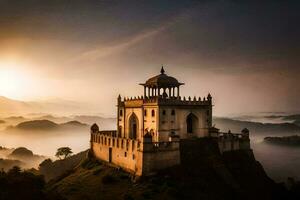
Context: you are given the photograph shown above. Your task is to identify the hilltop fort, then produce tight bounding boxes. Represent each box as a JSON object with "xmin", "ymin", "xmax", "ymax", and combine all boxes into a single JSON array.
[{"xmin": 90, "ymin": 67, "xmax": 250, "ymax": 176}]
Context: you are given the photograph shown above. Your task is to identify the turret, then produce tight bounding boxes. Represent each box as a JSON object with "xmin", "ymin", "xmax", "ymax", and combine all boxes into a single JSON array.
[
  {"xmin": 118, "ymin": 94, "xmax": 122, "ymax": 104},
  {"xmin": 207, "ymin": 93, "xmax": 212, "ymax": 102},
  {"xmin": 91, "ymin": 123, "xmax": 99, "ymax": 134},
  {"xmin": 241, "ymin": 128, "xmax": 250, "ymax": 138}
]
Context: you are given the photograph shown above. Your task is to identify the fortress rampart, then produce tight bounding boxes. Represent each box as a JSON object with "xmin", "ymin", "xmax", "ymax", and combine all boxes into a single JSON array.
[{"xmin": 90, "ymin": 130, "xmax": 180, "ymax": 176}]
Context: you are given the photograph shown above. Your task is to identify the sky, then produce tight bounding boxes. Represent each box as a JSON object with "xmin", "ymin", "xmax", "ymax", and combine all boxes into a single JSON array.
[{"xmin": 0, "ymin": 0, "xmax": 299, "ymax": 116}]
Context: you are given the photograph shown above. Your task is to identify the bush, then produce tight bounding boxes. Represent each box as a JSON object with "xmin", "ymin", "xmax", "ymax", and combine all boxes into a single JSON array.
[{"xmin": 0, "ymin": 166, "xmax": 64, "ymax": 200}]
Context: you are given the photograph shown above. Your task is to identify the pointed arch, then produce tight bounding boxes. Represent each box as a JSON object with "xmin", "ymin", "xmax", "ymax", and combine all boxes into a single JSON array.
[
  {"xmin": 129, "ymin": 113, "xmax": 138, "ymax": 139},
  {"xmin": 186, "ymin": 113, "xmax": 199, "ymax": 134}
]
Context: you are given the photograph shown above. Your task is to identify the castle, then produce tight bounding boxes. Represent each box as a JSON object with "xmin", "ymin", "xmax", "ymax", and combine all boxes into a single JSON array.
[{"xmin": 90, "ymin": 67, "xmax": 250, "ymax": 176}]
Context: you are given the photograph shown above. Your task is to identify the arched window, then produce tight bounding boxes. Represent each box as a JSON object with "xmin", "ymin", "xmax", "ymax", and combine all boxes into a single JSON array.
[
  {"xmin": 119, "ymin": 109, "xmax": 123, "ymax": 116},
  {"xmin": 186, "ymin": 113, "xmax": 199, "ymax": 134},
  {"xmin": 171, "ymin": 109, "xmax": 175, "ymax": 115},
  {"xmin": 129, "ymin": 113, "xmax": 138, "ymax": 139},
  {"xmin": 151, "ymin": 109, "xmax": 155, "ymax": 117},
  {"xmin": 162, "ymin": 110, "xmax": 166, "ymax": 115},
  {"xmin": 144, "ymin": 109, "xmax": 147, "ymax": 116}
]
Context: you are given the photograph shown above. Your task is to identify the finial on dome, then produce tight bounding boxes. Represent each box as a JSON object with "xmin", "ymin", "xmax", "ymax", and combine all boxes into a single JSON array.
[{"xmin": 160, "ymin": 66, "xmax": 165, "ymax": 74}]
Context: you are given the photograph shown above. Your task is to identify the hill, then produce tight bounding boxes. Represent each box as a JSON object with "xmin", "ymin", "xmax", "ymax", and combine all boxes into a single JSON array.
[
  {"xmin": 47, "ymin": 138, "xmax": 286, "ymax": 200},
  {"xmin": 213, "ymin": 117, "xmax": 300, "ymax": 135},
  {"xmin": 9, "ymin": 147, "xmax": 34, "ymax": 157},
  {"xmin": 7, "ymin": 147, "xmax": 47, "ymax": 169},
  {"xmin": 39, "ymin": 150, "xmax": 88, "ymax": 181},
  {"xmin": 14, "ymin": 120, "xmax": 59, "ymax": 130},
  {"xmin": 264, "ymin": 135, "xmax": 300, "ymax": 146},
  {"xmin": 7, "ymin": 120, "xmax": 88, "ymax": 132}
]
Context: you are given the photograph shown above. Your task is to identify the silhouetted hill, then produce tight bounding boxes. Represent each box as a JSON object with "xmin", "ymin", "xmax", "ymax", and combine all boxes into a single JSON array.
[
  {"xmin": 35, "ymin": 115, "xmax": 72, "ymax": 123},
  {"xmin": 264, "ymin": 135, "xmax": 300, "ymax": 146},
  {"xmin": 7, "ymin": 147, "xmax": 46, "ymax": 169},
  {"xmin": 60, "ymin": 121, "xmax": 88, "ymax": 128},
  {"xmin": 7, "ymin": 120, "xmax": 88, "ymax": 132},
  {"xmin": 283, "ymin": 115, "xmax": 300, "ymax": 121},
  {"xmin": 9, "ymin": 147, "xmax": 34, "ymax": 157},
  {"xmin": 214, "ymin": 117, "xmax": 300, "ymax": 135},
  {"xmin": 73, "ymin": 115, "xmax": 116, "ymax": 129},
  {"xmin": 14, "ymin": 120, "xmax": 59, "ymax": 130},
  {"xmin": 47, "ymin": 139, "xmax": 286, "ymax": 200},
  {"xmin": 0, "ymin": 158, "xmax": 24, "ymax": 171}
]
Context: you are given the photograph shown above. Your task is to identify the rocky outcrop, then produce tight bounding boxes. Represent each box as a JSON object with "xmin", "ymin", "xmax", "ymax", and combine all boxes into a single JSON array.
[{"xmin": 47, "ymin": 138, "xmax": 286, "ymax": 200}]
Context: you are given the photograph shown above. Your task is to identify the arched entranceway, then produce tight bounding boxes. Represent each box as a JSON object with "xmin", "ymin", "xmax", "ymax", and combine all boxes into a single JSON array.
[
  {"xmin": 186, "ymin": 113, "xmax": 198, "ymax": 134},
  {"xmin": 129, "ymin": 113, "xmax": 138, "ymax": 139}
]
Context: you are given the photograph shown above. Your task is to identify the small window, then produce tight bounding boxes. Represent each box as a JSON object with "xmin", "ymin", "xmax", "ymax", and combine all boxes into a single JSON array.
[
  {"xmin": 132, "ymin": 154, "xmax": 135, "ymax": 160},
  {"xmin": 120, "ymin": 109, "xmax": 123, "ymax": 116},
  {"xmin": 151, "ymin": 109, "xmax": 155, "ymax": 117},
  {"xmin": 171, "ymin": 110, "xmax": 175, "ymax": 115},
  {"xmin": 162, "ymin": 110, "xmax": 166, "ymax": 115},
  {"xmin": 124, "ymin": 152, "xmax": 127, "ymax": 157},
  {"xmin": 144, "ymin": 109, "xmax": 147, "ymax": 116}
]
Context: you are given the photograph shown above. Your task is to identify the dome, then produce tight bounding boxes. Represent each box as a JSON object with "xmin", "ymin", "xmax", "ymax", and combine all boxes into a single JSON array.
[{"xmin": 141, "ymin": 67, "xmax": 184, "ymax": 88}]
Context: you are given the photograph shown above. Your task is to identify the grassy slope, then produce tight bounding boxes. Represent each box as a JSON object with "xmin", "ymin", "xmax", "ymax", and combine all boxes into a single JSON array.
[{"xmin": 47, "ymin": 138, "xmax": 283, "ymax": 200}]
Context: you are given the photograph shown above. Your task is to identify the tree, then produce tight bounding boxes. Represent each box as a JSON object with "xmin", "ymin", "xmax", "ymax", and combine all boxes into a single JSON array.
[{"xmin": 55, "ymin": 147, "xmax": 73, "ymax": 160}]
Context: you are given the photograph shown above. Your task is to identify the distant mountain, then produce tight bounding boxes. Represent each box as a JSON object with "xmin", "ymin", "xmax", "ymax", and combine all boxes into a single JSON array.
[
  {"xmin": 213, "ymin": 117, "xmax": 300, "ymax": 135},
  {"xmin": 73, "ymin": 115, "xmax": 116, "ymax": 129},
  {"xmin": 7, "ymin": 147, "xmax": 46, "ymax": 169},
  {"xmin": 264, "ymin": 135, "xmax": 300, "ymax": 146},
  {"xmin": 34, "ymin": 114, "xmax": 72, "ymax": 123},
  {"xmin": 294, "ymin": 120, "xmax": 300, "ymax": 126},
  {"xmin": 61, "ymin": 120, "xmax": 88, "ymax": 127},
  {"xmin": 9, "ymin": 147, "xmax": 34, "ymax": 157},
  {"xmin": 8, "ymin": 119, "xmax": 88, "ymax": 132},
  {"xmin": 14, "ymin": 120, "xmax": 59, "ymax": 130}
]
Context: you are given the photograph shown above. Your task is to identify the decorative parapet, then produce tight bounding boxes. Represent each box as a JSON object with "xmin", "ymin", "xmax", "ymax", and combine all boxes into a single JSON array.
[
  {"xmin": 91, "ymin": 131, "xmax": 180, "ymax": 153},
  {"xmin": 119, "ymin": 94, "xmax": 212, "ymax": 106},
  {"xmin": 91, "ymin": 131, "xmax": 140, "ymax": 152}
]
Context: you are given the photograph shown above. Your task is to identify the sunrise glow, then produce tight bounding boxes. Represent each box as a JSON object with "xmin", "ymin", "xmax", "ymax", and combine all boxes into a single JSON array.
[{"xmin": 0, "ymin": 62, "xmax": 33, "ymax": 100}]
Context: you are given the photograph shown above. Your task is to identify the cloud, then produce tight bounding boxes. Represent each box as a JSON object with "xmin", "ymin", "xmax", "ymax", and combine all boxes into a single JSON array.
[{"xmin": 72, "ymin": 7, "xmax": 196, "ymax": 62}]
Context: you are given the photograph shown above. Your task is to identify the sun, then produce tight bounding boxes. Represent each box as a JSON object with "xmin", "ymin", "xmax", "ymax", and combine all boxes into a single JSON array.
[{"xmin": 0, "ymin": 62, "xmax": 32, "ymax": 99}]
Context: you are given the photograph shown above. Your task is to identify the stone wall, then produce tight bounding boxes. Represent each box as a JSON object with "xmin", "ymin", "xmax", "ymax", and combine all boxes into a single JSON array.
[
  {"xmin": 91, "ymin": 132, "xmax": 180, "ymax": 176},
  {"xmin": 217, "ymin": 132, "xmax": 250, "ymax": 154}
]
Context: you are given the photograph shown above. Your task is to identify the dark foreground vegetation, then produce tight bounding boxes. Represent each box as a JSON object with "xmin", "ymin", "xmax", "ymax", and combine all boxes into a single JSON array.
[
  {"xmin": 0, "ymin": 166, "xmax": 64, "ymax": 200},
  {"xmin": 264, "ymin": 135, "xmax": 300, "ymax": 146},
  {"xmin": 3, "ymin": 138, "xmax": 300, "ymax": 200}
]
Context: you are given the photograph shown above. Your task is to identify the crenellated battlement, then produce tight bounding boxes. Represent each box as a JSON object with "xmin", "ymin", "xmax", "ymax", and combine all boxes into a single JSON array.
[
  {"xmin": 215, "ymin": 129, "xmax": 250, "ymax": 153},
  {"xmin": 91, "ymin": 131, "xmax": 180, "ymax": 153},
  {"xmin": 119, "ymin": 93, "xmax": 212, "ymax": 106}
]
